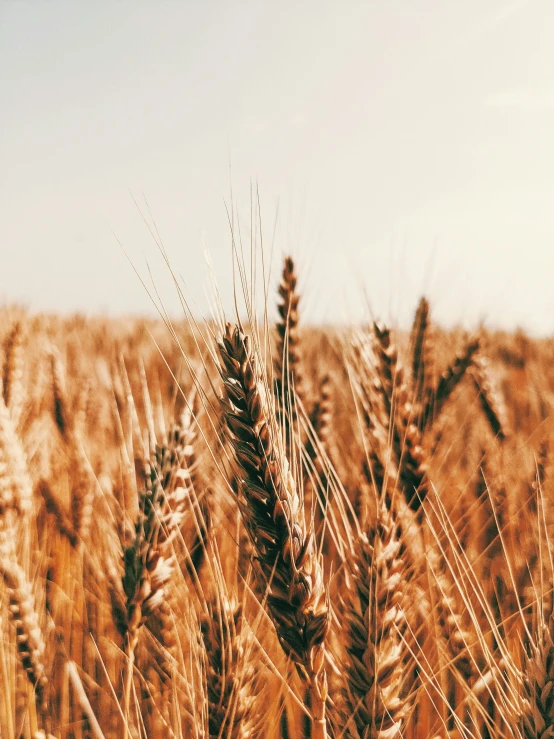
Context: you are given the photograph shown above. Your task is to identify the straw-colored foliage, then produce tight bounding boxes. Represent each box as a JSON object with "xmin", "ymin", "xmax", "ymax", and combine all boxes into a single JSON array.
[{"xmin": 0, "ymin": 259, "xmax": 552, "ymax": 738}]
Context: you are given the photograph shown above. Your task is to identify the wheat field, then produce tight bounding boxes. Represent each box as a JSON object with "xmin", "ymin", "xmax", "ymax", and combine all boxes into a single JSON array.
[{"xmin": 0, "ymin": 255, "xmax": 552, "ymax": 738}]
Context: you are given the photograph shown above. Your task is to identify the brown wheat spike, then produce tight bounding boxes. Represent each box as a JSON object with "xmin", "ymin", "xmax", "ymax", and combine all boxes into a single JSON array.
[
  {"xmin": 370, "ymin": 323, "xmax": 402, "ymax": 494},
  {"xmin": 50, "ymin": 349, "xmax": 95, "ymax": 543},
  {"xmin": 305, "ymin": 374, "xmax": 334, "ymax": 516},
  {"xmin": 0, "ymin": 556, "xmax": 48, "ymax": 710},
  {"xmin": 360, "ymin": 415, "xmax": 388, "ymax": 501},
  {"xmin": 432, "ymin": 563, "xmax": 474, "ymax": 683},
  {"xmin": 0, "ymin": 393, "xmax": 32, "ymax": 515},
  {"xmin": 411, "ymin": 297, "xmax": 432, "ymax": 410},
  {"xmin": 471, "ymin": 355, "xmax": 508, "ymax": 441},
  {"xmin": 343, "ymin": 503, "xmax": 414, "ymax": 737},
  {"xmin": 122, "ymin": 462, "xmax": 176, "ymax": 656},
  {"xmin": 477, "ymin": 456, "xmax": 506, "ymax": 562},
  {"xmin": 352, "ymin": 337, "xmax": 389, "ymax": 498},
  {"xmin": 372, "ymin": 322, "xmax": 400, "ymax": 425},
  {"xmin": 153, "ymin": 404, "xmax": 197, "ymax": 544},
  {"xmin": 105, "ymin": 555, "xmax": 127, "ymax": 642},
  {"xmin": 201, "ymin": 595, "xmax": 257, "ymax": 738},
  {"xmin": 520, "ymin": 616, "xmax": 554, "ymax": 738},
  {"xmin": 121, "ymin": 450, "xmax": 180, "ymax": 735},
  {"xmin": 274, "ymin": 256, "xmax": 305, "ymax": 429},
  {"xmin": 2, "ymin": 320, "xmax": 24, "ymax": 429},
  {"xmin": 308, "ymin": 374, "xmax": 333, "ymax": 465},
  {"xmin": 69, "ymin": 449, "xmax": 95, "ymax": 545},
  {"xmin": 395, "ymin": 390, "xmax": 429, "ymax": 512},
  {"xmin": 35, "ymin": 479, "xmax": 79, "ymax": 548},
  {"xmin": 73, "ymin": 377, "xmax": 92, "ymax": 437},
  {"xmin": 144, "ymin": 597, "xmax": 178, "ymax": 683},
  {"xmin": 121, "ymin": 405, "xmax": 197, "ymax": 663},
  {"xmin": 421, "ymin": 335, "xmax": 480, "ymax": 431},
  {"xmin": 50, "ymin": 349, "xmax": 69, "ymax": 440},
  {"xmin": 373, "ymin": 324, "xmax": 429, "ymax": 511},
  {"xmin": 187, "ymin": 487, "xmax": 210, "ymax": 586},
  {"xmin": 155, "ymin": 402, "xmax": 208, "ymax": 584},
  {"xmin": 217, "ymin": 323, "xmax": 329, "ymax": 735}
]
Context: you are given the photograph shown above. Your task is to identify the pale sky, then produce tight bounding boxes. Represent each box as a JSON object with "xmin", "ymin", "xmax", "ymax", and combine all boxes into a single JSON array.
[{"xmin": 2, "ymin": 1, "xmax": 554, "ymax": 333}]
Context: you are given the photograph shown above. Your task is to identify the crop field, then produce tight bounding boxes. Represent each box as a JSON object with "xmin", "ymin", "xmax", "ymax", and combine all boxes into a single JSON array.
[{"xmin": 0, "ymin": 256, "xmax": 552, "ymax": 738}]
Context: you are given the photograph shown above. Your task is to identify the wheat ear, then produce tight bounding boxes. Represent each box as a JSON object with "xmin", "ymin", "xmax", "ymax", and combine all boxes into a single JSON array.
[
  {"xmin": 36, "ymin": 479, "xmax": 78, "ymax": 548},
  {"xmin": 121, "ymin": 409, "xmax": 198, "ymax": 731},
  {"xmin": 152, "ymin": 403, "xmax": 197, "ymax": 543},
  {"xmin": 343, "ymin": 503, "xmax": 414, "ymax": 737},
  {"xmin": 471, "ymin": 355, "xmax": 509, "ymax": 441},
  {"xmin": 50, "ymin": 350, "xmax": 95, "ymax": 543},
  {"xmin": 50, "ymin": 348, "xmax": 69, "ymax": 439},
  {"xmin": 411, "ymin": 297, "xmax": 432, "ymax": 410},
  {"xmin": 520, "ymin": 616, "xmax": 554, "ymax": 738},
  {"xmin": 0, "ymin": 553, "xmax": 48, "ymax": 710},
  {"xmin": 373, "ymin": 323, "xmax": 429, "ymax": 511},
  {"xmin": 304, "ymin": 373, "xmax": 334, "ymax": 532},
  {"xmin": 307, "ymin": 373, "xmax": 333, "ymax": 467},
  {"xmin": 0, "ymin": 392, "xmax": 32, "ymax": 515},
  {"xmin": 352, "ymin": 337, "xmax": 388, "ymax": 498},
  {"xmin": 421, "ymin": 336, "xmax": 480, "ymax": 430},
  {"xmin": 201, "ymin": 595, "xmax": 257, "ymax": 738},
  {"xmin": 2, "ymin": 320, "xmax": 24, "ymax": 428},
  {"xmin": 218, "ymin": 323, "xmax": 329, "ymax": 737},
  {"xmin": 274, "ymin": 256, "xmax": 305, "ymax": 430},
  {"xmin": 432, "ymin": 565, "xmax": 474, "ymax": 682},
  {"xmin": 121, "ymin": 462, "xmax": 175, "ymax": 733}
]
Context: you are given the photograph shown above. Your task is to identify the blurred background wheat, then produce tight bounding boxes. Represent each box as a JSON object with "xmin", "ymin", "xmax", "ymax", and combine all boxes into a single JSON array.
[{"xmin": 0, "ymin": 253, "xmax": 553, "ymax": 737}]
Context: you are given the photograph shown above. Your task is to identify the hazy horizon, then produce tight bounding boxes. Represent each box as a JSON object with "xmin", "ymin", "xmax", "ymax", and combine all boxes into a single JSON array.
[{"xmin": 3, "ymin": 1, "xmax": 554, "ymax": 335}]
